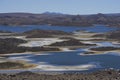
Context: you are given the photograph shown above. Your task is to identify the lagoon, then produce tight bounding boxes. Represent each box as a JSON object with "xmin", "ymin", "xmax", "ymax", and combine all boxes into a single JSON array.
[
  {"xmin": 0, "ymin": 25, "xmax": 120, "ymax": 72},
  {"xmin": 5, "ymin": 49, "xmax": 120, "ymax": 72}
]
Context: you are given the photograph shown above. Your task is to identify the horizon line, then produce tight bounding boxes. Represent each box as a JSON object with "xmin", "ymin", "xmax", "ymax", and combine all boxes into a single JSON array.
[{"xmin": 0, "ymin": 11, "xmax": 120, "ymax": 15}]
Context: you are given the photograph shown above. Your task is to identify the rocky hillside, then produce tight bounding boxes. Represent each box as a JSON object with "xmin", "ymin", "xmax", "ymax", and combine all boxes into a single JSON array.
[{"xmin": 0, "ymin": 13, "xmax": 120, "ymax": 27}]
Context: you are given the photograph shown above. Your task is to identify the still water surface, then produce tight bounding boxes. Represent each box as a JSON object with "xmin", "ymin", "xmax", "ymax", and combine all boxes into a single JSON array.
[{"xmin": 0, "ymin": 25, "xmax": 120, "ymax": 72}]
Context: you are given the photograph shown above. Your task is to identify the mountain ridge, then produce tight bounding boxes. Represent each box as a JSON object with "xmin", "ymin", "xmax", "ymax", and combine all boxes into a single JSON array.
[{"xmin": 0, "ymin": 12, "xmax": 120, "ymax": 27}]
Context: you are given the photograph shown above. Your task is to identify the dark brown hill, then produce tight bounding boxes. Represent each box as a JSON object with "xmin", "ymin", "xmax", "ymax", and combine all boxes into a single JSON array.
[{"xmin": 0, "ymin": 13, "xmax": 120, "ymax": 27}]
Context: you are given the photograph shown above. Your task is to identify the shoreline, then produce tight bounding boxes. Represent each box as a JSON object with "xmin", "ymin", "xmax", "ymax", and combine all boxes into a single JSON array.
[{"xmin": 80, "ymin": 49, "xmax": 120, "ymax": 56}]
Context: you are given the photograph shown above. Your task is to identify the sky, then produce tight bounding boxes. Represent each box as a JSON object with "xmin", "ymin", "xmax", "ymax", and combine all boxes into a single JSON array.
[{"xmin": 0, "ymin": 0, "xmax": 120, "ymax": 14}]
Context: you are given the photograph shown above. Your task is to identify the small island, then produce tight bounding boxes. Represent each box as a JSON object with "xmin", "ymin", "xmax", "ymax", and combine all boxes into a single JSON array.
[
  {"xmin": 49, "ymin": 39, "xmax": 96, "ymax": 47},
  {"xmin": 24, "ymin": 29, "xmax": 71, "ymax": 38},
  {"xmin": 90, "ymin": 47, "xmax": 120, "ymax": 51}
]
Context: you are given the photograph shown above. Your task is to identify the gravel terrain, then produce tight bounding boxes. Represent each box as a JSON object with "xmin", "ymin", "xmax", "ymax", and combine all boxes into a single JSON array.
[{"xmin": 0, "ymin": 69, "xmax": 120, "ymax": 80}]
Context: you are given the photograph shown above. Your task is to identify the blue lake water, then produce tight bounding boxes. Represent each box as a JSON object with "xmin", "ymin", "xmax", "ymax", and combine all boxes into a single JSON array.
[
  {"xmin": 0, "ymin": 25, "xmax": 120, "ymax": 72},
  {"xmin": 7, "ymin": 50, "xmax": 120, "ymax": 72},
  {"xmin": 0, "ymin": 25, "xmax": 118, "ymax": 33}
]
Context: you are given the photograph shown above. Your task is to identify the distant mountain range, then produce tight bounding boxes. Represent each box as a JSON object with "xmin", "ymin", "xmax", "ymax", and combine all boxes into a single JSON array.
[{"xmin": 0, "ymin": 12, "xmax": 120, "ymax": 27}]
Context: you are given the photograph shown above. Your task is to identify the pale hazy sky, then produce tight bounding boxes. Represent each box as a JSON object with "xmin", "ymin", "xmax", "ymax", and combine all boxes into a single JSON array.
[{"xmin": 0, "ymin": 0, "xmax": 120, "ymax": 14}]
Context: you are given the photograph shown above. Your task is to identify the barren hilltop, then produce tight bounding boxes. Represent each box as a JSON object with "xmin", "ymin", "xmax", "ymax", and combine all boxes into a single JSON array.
[{"xmin": 0, "ymin": 12, "xmax": 120, "ymax": 27}]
